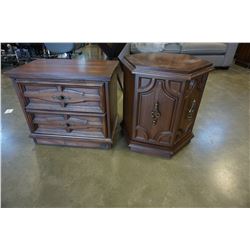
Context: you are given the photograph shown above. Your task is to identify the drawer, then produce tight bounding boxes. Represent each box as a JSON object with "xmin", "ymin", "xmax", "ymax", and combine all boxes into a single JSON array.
[
  {"xmin": 30, "ymin": 112, "xmax": 107, "ymax": 138},
  {"xmin": 19, "ymin": 82, "xmax": 105, "ymax": 113}
]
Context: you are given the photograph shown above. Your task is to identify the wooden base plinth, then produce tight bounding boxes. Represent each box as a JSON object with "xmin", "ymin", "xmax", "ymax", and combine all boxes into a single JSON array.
[
  {"xmin": 123, "ymin": 127, "xmax": 194, "ymax": 158},
  {"xmin": 31, "ymin": 134, "xmax": 114, "ymax": 149}
]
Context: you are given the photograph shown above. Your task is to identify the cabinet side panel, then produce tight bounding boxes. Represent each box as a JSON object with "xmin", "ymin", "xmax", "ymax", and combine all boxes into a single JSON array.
[
  {"xmin": 109, "ymin": 69, "xmax": 118, "ymax": 136},
  {"xmin": 174, "ymin": 73, "xmax": 209, "ymax": 143},
  {"xmin": 123, "ymin": 66, "xmax": 135, "ymax": 138},
  {"xmin": 11, "ymin": 80, "xmax": 36, "ymax": 132}
]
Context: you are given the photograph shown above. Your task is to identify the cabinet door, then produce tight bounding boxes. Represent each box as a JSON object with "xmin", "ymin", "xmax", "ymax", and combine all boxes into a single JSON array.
[
  {"xmin": 175, "ymin": 73, "xmax": 208, "ymax": 144},
  {"xmin": 133, "ymin": 77, "xmax": 183, "ymax": 146}
]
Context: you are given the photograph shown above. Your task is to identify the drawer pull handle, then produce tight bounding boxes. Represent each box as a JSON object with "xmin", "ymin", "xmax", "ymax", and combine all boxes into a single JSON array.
[
  {"xmin": 65, "ymin": 123, "xmax": 72, "ymax": 133},
  {"xmin": 151, "ymin": 102, "xmax": 161, "ymax": 126},
  {"xmin": 52, "ymin": 95, "xmax": 71, "ymax": 101},
  {"xmin": 187, "ymin": 99, "xmax": 196, "ymax": 119}
]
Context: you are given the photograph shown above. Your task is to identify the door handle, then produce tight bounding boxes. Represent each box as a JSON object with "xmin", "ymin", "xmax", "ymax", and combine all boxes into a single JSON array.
[
  {"xmin": 151, "ymin": 102, "xmax": 161, "ymax": 126},
  {"xmin": 187, "ymin": 99, "xmax": 196, "ymax": 119}
]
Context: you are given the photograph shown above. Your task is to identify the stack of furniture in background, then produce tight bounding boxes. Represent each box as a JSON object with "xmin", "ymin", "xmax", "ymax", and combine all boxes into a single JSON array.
[
  {"xmin": 1, "ymin": 43, "xmax": 85, "ymax": 68},
  {"xmin": 1, "ymin": 43, "xmax": 44, "ymax": 67}
]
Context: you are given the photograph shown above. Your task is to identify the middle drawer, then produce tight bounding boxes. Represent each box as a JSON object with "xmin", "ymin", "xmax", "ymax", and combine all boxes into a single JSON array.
[
  {"xmin": 21, "ymin": 82, "xmax": 105, "ymax": 113},
  {"xmin": 29, "ymin": 111, "xmax": 107, "ymax": 138}
]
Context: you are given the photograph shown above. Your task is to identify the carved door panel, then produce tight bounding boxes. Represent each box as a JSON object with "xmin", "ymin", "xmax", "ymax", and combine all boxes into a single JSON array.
[
  {"xmin": 175, "ymin": 73, "xmax": 208, "ymax": 143},
  {"xmin": 134, "ymin": 77, "xmax": 182, "ymax": 146}
]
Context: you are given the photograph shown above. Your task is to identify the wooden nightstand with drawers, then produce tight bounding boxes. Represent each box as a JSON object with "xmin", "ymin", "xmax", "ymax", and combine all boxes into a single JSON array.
[{"xmin": 6, "ymin": 59, "xmax": 119, "ymax": 149}]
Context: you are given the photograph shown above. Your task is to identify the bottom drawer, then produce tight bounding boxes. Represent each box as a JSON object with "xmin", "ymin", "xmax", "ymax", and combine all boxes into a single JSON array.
[{"xmin": 29, "ymin": 112, "xmax": 107, "ymax": 138}]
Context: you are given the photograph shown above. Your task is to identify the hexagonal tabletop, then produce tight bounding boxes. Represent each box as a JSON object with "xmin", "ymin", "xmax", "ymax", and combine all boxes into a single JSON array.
[{"xmin": 125, "ymin": 52, "xmax": 213, "ymax": 74}]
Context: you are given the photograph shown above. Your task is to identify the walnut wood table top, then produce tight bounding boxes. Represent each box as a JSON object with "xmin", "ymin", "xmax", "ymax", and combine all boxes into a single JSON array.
[
  {"xmin": 6, "ymin": 59, "xmax": 119, "ymax": 81},
  {"xmin": 125, "ymin": 53, "xmax": 213, "ymax": 74}
]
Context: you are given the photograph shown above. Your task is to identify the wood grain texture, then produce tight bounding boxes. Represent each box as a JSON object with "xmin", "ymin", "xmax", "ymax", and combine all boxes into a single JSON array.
[
  {"xmin": 235, "ymin": 43, "xmax": 250, "ymax": 68},
  {"xmin": 5, "ymin": 59, "xmax": 119, "ymax": 81},
  {"xmin": 125, "ymin": 52, "xmax": 212, "ymax": 74},
  {"xmin": 21, "ymin": 81, "xmax": 105, "ymax": 113},
  {"xmin": 121, "ymin": 53, "xmax": 212, "ymax": 158},
  {"xmin": 6, "ymin": 59, "xmax": 118, "ymax": 149}
]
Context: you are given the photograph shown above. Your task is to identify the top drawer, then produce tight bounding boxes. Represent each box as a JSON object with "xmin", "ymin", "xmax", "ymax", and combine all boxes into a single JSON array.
[{"xmin": 18, "ymin": 81, "xmax": 106, "ymax": 113}]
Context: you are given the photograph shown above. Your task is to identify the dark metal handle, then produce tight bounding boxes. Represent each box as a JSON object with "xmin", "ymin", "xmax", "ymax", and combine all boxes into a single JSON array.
[
  {"xmin": 52, "ymin": 95, "xmax": 71, "ymax": 101},
  {"xmin": 151, "ymin": 102, "xmax": 161, "ymax": 126},
  {"xmin": 65, "ymin": 123, "xmax": 72, "ymax": 133},
  {"xmin": 187, "ymin": 99, "xmax": 196, "ymax": 119}
]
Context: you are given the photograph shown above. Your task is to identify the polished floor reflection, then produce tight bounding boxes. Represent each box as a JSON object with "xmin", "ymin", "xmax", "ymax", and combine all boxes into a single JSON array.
[{"xmin": 1, "ymin": 52, "xmax": 250, "ymax": 207}]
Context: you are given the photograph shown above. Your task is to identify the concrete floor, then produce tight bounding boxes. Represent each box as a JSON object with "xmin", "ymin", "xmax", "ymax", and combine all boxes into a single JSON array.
[{"xmin": 1, "ymin": 48, "xmax": 250, "ymax": 207}]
